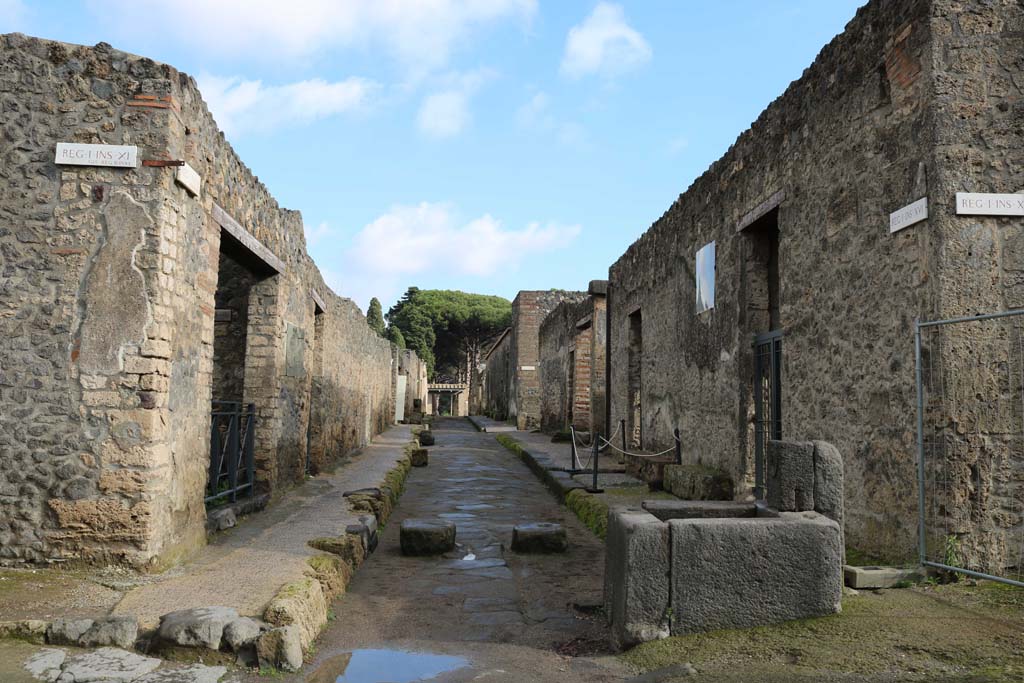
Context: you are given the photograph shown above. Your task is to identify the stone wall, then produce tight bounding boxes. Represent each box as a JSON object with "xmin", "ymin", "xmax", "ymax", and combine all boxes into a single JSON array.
[
  {"xmin": 396, "ymin": 348, "xmax": 428, "ymax": 422},
  {"xmin": 481, "ymin": 330, "xmax": 512, "ymax": 421},
  {"xmin": 0, "ymin": 34, "xmax": 414, "ymax": 568},
  {"xmin": 605, "ymin": 0, "xmax": 1010, "ymax": 563},
  {"xmin": 920, "ymin": 0, "xmax": 1024, "ymax": 571},
  {"xmin": 506, "ymin": 291, "xmax": 586, "ymax": 430},
  {"xmin": 539, "ymin": 281, "xmax": 608, "ymax": 436}
]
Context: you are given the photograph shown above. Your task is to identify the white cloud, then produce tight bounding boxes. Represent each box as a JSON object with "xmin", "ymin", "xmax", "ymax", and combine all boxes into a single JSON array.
[
  {"xmin": 668, "ymin": 135, "xmax": 689, "ymax": 156},
  {"xmin": 561, "ymin": 3, "xmax": 652, "ymax": 79},
  {"xmin": 515, "ymin": 91, "xmax": 586, "ymax": 146},
  {"xmin": 416, "ymin": 68, "xmax": 495, "ymax": 138},
  {"xmin": 93, "ymin": 0, "xmax": 535, "ymax": 74},
  {"xmin": 0, "ymin": 0, "xmax": 27, "ymax": 28},
  {"xmin": 196, "ymin": 74, "xmax": 376, "ymax": 136},
  {"xmin": 304, "ymin": 221, "xmax": 334, "ymax": 247},
  {"xmin": 418, "ymin": 92, "xmax": 470, "ymax": 138},
  {"xmin": 333, "ymin": 202, "xmax": 580, "ymax": 307}
]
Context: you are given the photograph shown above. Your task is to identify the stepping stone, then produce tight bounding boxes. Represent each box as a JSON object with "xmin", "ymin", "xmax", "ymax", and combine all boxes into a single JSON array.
[
  {"xmin": 411, "ymin": 448, "xmax": 429, "ymax": 467},
  {"xmin": 511, "ymin": 523, "xmax": 568, "ymax": 554},
  {"xmin": 419, "ymin": 430, "xmax": 435, "ymax": 446},
  {"xmin": 401, "ymin": 519, "xmax": 456, "ymax": 556}
]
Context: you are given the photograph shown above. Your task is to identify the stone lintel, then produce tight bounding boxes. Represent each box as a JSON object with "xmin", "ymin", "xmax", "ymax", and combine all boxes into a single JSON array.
[
  {"xmin": 736, "ymin": 189, "xmax": 786, "ymax": 233},
  {"xmin": 310, "ymin": 289, "xmax": 326, "ymax": 314},
  {"xmin": 212, "ymin": 203, "xmax": 285, "ymax": 274}
]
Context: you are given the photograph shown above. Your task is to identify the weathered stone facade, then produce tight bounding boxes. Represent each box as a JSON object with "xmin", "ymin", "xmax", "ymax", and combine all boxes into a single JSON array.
[
  {"xmin": 480, "ymin": 291, "xmax": 585, "ymax": 430},
  {"xmin": 0, "ymin": 34, "xmax": 420, "ymax": 568},
  {"xmin": 605, "ymin": 0, "xmax": 1024, "ymax": 564},
  {"xmin": 539, "ymin": 281, "xmax": 608, "ymax": 436}
]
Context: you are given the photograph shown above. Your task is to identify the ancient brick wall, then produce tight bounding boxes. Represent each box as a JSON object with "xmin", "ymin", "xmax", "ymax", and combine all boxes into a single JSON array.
[
  {"xmin": 0, "ymin": 34, "xmax": 412, "ymax": 567},
  {"xmin": 508, "ymin": 291, "xmax": 586, "ymax": 430},
  {"xmin": 607, "ymin": 0, "xmax": 951, "ymax": 562},
  {"xmin": 539, "ymin": 286, "xmax": 607, "ymax": 436}
]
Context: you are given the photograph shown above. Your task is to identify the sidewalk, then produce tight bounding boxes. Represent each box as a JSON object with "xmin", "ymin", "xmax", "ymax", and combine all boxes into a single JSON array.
[
  {"xmin": 0, "ymin": 425, "xmax": 414, "ymax": 631},
  {"xmin": 113, "ymin": 424, "xmax": 414, "ymax": 627}
]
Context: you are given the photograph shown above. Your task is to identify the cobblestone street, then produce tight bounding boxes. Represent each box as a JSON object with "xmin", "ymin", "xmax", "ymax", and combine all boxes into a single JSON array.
[{"xmin": 253, "ymin": 418, "xmax": 631, "ymax": 682}]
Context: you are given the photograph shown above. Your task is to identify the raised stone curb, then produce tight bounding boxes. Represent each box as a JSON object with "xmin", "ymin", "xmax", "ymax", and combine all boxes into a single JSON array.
[
  {"xmin": 400, "ymin": 519, "xmax": 457, "ymax": 556},
  {"xmin": 0, "ymin": 619, "xmax": 48, "ymax": 644},
  {"xmin": 843, "ymin": 565, "xmax": 923, "ymax": 589},
  {"xmin": 48, "ymin": 615, "xmax": 138, "ymax": 650}
]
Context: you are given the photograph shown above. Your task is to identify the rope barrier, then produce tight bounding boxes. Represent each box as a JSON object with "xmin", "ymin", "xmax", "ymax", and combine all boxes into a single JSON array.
[
  {"xmin": 598, "ymin": 421, "xmax": 622, "ymax": 453},
  {"xmin": 597, "ymin": 436, "xmax": 678, "ymax": 459}
]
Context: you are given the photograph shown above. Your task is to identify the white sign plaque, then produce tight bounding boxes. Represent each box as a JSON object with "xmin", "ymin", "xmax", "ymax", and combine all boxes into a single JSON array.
[
  {"xmin": 520, "ymin": 365, "xmax": 535, "ymax": 371},
  {"xmin": 55, "ymin": 143, "xmax": 138, "ymax": 168},
  {"xmin": 889, "ymin": 197, "xmax": 928, "ymax": 233},
  {"xmin": 956, "ymin": 192, "xmax": 1024, "ymax": 216}
]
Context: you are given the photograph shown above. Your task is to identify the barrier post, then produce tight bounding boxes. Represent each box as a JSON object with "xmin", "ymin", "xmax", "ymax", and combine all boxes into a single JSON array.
[
  {"xmin": 674, "ymin": 427, "xmax": 682, "ymax": 465},
  {"xmin": 570, "ymin": 425, "xmax": 579, "ymax": 472},
  {"xmin": 588, "ymin": 432, "xmax": 604, "ymax": 493}
]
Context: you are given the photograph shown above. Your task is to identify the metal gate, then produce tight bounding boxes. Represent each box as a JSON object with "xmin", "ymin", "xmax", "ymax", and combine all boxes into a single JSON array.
[
  {"xmin": 207, "ymin": 400, "xmax": 256, "ymax": 504},
  {"xmin": 753, "ymin": 330, "xmax": 782, "ymax": 499},
  {"xmin": 916, "ymin": 310, "xmax": 1024, "ymax": 587}
]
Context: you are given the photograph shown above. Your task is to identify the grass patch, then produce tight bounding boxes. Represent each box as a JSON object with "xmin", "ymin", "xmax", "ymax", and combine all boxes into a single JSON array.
[{"xmin": 620, "ymin": 583, "xmax": 1024, "ymax": 682}]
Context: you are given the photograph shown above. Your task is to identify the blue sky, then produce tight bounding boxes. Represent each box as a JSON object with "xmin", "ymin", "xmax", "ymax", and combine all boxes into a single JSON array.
[{"xmin": 3, "ymin": 0, "xmax": 864, "ymax": 311}]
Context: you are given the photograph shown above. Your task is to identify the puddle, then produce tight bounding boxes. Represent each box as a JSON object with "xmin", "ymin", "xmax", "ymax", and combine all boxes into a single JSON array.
[{"xmin": 311, "ymin": 649, "xmax": 469, "ymax": 683}]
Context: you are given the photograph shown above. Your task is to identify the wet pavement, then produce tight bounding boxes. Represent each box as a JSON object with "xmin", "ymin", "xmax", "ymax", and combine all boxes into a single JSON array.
[{"xmin": 251, "ymin": 417, "xmax": 633, "ymax": 683}]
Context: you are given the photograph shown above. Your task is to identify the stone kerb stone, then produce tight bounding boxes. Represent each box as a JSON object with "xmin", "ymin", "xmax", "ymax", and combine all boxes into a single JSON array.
[
  {"xmin": 669, "ymin": 512, "xmax": 843, "ymax": 634},
  {"xmin": 767, "ymin": 440, "xmax": 815, "ymax": 511},
  {"xmin": 604, "ymin": 509, "xmax": 670, "ymax": 649},
  {"xmin": 400, "ymin": 519, "xmax": 456, "ymax": 556},
  {"xmin": 410, "ymin": 448, "xmax": 429, "ymax": 467},
  {"xmin": 511, "ymin": 523, "xmax": 568, "ymax": 553},
  {"xmin": 605, "ymin": 503, "xmax": 843, "ymax": 647}
]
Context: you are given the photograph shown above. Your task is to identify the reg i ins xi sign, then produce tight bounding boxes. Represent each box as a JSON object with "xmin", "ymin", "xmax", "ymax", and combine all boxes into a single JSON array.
[{"xmin": 956, "ymin": 192, "xmax": 1024, "ymax": 216}]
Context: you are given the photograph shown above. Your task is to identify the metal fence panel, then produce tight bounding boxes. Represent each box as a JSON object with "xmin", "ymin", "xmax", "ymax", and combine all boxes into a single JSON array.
[{"xmin": 916, "ymin": 310, "xmax": 1024, "ymax": 587}]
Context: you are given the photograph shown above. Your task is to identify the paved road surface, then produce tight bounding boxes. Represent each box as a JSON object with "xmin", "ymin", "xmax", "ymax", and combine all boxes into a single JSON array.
[{"xmin": 256, "ymin": 417, "xmax": 632, "ymax": 683}]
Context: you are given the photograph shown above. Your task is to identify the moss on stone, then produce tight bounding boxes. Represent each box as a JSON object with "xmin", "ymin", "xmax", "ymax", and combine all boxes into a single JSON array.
[{"xmin": 566, "ymin": 489, "xmax": 609, "ymax": 539}]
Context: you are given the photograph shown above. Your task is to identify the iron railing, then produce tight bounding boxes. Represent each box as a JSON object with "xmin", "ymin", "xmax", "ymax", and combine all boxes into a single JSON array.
[
  {"xmin": 207, "ymin": 400, "xmax": 256, "ymax": 504},
  {"xmin": 753, "ymin": 330, "xmax": 782, "ymax": 499},
  {"xmin": 916, "ymin": 310, "xmax": 1024, "ymax": 587}
]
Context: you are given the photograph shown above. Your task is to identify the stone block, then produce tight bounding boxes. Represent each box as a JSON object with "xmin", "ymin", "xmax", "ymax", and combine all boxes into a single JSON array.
[
  {"xmin": 843, "ymin": 565, "xmax": 923, "ymax": 589},
  {"xmin": 400, "ymin": 518, "xmax": 456, "ymax": 556},
  {"xmin": 78, "ymin": 616, "xmax": 139, "ymax": 649},
  {"xmin": 56, "ymin": 648, "xmax": 161, "ymax": 683},
  {"xmin": 156, "ymin": 606, "xmax": 239, "ymax": 650},
  {"xmin": 766, "ymin": 440, "xmax": 815, "ymax": 511},
  {"xmin": 605, "ymin": 509, "xmax": 671, "ymax": 649},
  {"xmin": 223, "ymin": 616, "xmax": 268, "ymax": 650},
  {"xmin": 206, "ymin": 507, "xmax": 236, "ymax": 533},
  {"xmin": 812, "ymin": 441, "xmax": 844, "ymax": 548},
  {"xmin": 410, "ymin": 448, "xmax": 429, "ymax": 467},
  {"xmin": 511, "ymin": 523, "xmax": 568, "ymax": 553},
  {"xmin": 669, "ymin": 512, "xmax": 842, "ymax": 634},
  {"xmin": 418, "ymin": 430, "xmax": 435, "ymax": 446},
  {"xmin": 256, "ymin": 625, "xmax": 303, "ymax": 673},
  {"xmin": 642, "ymin": 500, "xmax": 759, "ymax": 521},
  {"xmin": 662, "ymin": 464, "xmax": 734, "ymax": 500},
  {"xmin": 46, "ymin": 617, "xmax": 93, "ymax": 646}
]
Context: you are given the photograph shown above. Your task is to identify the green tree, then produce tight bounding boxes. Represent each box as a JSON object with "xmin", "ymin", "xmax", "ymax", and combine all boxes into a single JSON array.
[
  {"xmin": 366, "ymin": 297, "xmax": 386, "ymax": 336},
  {"xmin": 386, "ymin": 287, "xmax": 511, "ymax": 380},
  {"xmin": 387, "ymin": 325, "xmax": 406, "ymax": 349}
]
